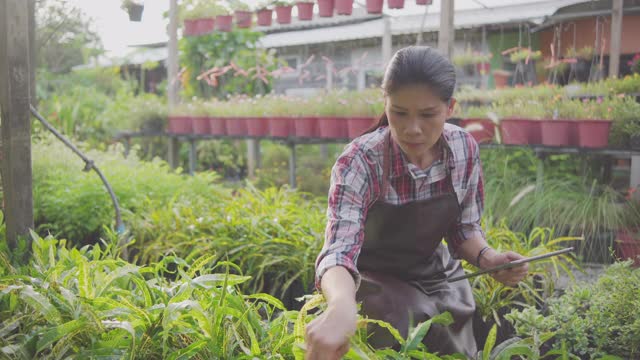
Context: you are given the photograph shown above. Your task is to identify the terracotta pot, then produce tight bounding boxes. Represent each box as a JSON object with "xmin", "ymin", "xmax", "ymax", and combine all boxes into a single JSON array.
[
  {"xmin": 335, "ymin": 0, "xmax": 353, "ymax": 15},
  {"xmin": 493, "ymin": 70, "xmax": 512, "ymax": 89},
  {"xmin": 235, "ymin": 10, "xmax": 252, "ymax": 28},
  {"xmin": 347, "ymin": 117, "xmax": 375, "ymax": 139},
  {"xmin": 317, "ymin": 0, "xmax": 335, "ymax": 17},
  {"xmin": 275, "ymin": 5, "xmax": 293, "ymax": 24},
  {"xmin": 616, "ymin": 229, "xmax": 640, "ymax": 267},
  {"xmin": 387, "ymin": 0, "xmax": 405, "ymax": 9},
  {"xmin": 215, "ymin": 15, "xmax": 233, "ymax": 32},
  {"xmin": 460, "ymin": 118, "xmax": 496, "ymax": 144},
  {"xmin": 256, "ymin": 9, "xmax": 273, "ymax": 26},
  {"xmin": 297, "ymin": 2, "xmax": 314, "ymax": 20},
  {"xmin": 192, "ymin": 116, "xmax": 210, "ymax": 135},
  {"xmin": 294, "ymin": 117, "xmax": 318, "ymax": 137},
  {"xmin": 246, "ymin": 117, "xmax": 269, "ymax": 137},
  {"xmin": 196, "ymin": 18, "xmax": 215, "ymax": 35},
  {"xmin": 269, "ymin": 117, "xmax": 293, "ymax": 137},
  {"xmin": 168, "ymin": 116, "xmax": 193, "ymax": 134},
  {"xmin": 415, "ymin": 0, "xmax": 432, "ymax": 4},
  {"xmin": 540, "ymin": 120, "xmax": 575, "ymax": 147},
  {"xmin": 365, "ymin": 0, "xmax": 383, "ymax": 14},
  {"xmin": 209, "ymin": 117, "xmax": 227, "ymax": 136},
  {"xmin": 226, "ymin": 117, "xmax": 248, "ymax": 136},
  {"xmin": 576, "ymin": 120, "xmax": 612, "ymax": 148},
  {"xmin": 500, "ymin": 118, "xmax": 541, "ymax": 145},
  {"xmin": 183, "ymin": 19, "xmax": 199, "ymax": 36},
  {"xmin": 318, "ymin": 117, "xmax": 348, "ymax": 139}
]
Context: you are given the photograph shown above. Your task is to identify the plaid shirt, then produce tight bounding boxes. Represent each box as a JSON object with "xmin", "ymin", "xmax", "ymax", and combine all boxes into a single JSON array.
[{"xmin": 315, "ymin": 124, "xmax": 485, "ymax": 290}]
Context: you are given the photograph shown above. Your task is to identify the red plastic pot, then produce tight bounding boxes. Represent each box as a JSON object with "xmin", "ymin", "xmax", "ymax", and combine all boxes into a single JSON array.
[
  {"xmin": 347, "ymin": 117, "xmax": 375, "ymax": 139},
  {"xmin": 196, "ymin": 18, "xmax": 215, "ymax": 35},
  {"xmin": 168, "ymin": 116, "xmax": 193, "ymax": 134},
  {"xmin": 576, "ymin": 120, "xmax": 611, "ymax": 148},
  {"xmin": 416, "ymin": 0, "xmax": 432, "ymax": 4},
  {"xmin": 317, "ymin": 0, "xmax": 334, "ymax": 17},
  {"xmin": 500, "ymin": 118, "xmax": 541, "ymax": 145},
  {"xmin": 294, "ymin": 117, "xmax": 318, "ymax": 137},
  {"xmin": 335, "ymin": 0, "xmax": 353, "ymax": 15},
  {"xmin": 318, "ymin": 117, "xmax": 348, "ymax": 139},
  {"xmin": 616, "ymin": 229, "xmax": 640, "ymax": 267},
  {"xmin": 256, "ymin": 9, "xmax": 273, "ymax": 26},
  {"xmin": 269, "ymin": 117, "xmax": 293, "ymax": 137},
  {"xmin": 226, "ymin": 117, "xmax": 248, "ymax": 136},
  {"xmin": 540, "ymin": 120, "xmax": 575, "ymax": 147},
  {"xmin": 476, "ymin": 62, "xmax": 491, "ymax": 75},
  {"xmin": 235, "ymin": 10, "xmax": 252, "ymax": 28},
  {"xmin": 387, "ymin": 0, "xmax": 405, "ymax": 9},
  {"xmin": 215, "ymin": 15, "xmax": 233, "ymax": 32},
  {"xmin": 192, "ymin": 116, "xmax": 210, "ymax": 135},
  {"xmin": 275, "ymin": 5, "xmax": 293, "ymax": 24},
  {"xmin": 366, "ymin": 0, "xmax": 383, "ymax": 14},
  {"xmin": 460, "ymin": 118, "xmax": 496, "ymax": 144},
  {"xmin": 493, "ymin": 70, "xmax": 511, "ymax": 89},
  {"xmin": 297, "ymin": 2, "xmax": 314, "ymax": 20},
  {"xmin": 247, "ymin": 117, "xmax": 269, "ymax": 137},
  {"xmin": 209, "ymin": 117, "xmax": 227, "ymax": 136},
  {"xmin": 183, "ymin": 19, "xmax": 200, "ymax": 36}
]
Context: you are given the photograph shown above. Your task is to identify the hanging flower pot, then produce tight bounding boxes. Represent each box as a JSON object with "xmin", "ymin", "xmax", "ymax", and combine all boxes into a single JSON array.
[
  {"xmin": 576, "ymin": 120, "xmax": 612, "ymax": 148},
  {"xmin": 416, "ymin": 0, "xmax": 432, "ymax": 4},
  {"xmin": 269, "ymin": 117, "xmax": 293, "ymax": 137},
  {"xmin": 123, "ymin": 1, "xmax": 145, "ymax": 22},
  {"xmin": 460, "ymin": 118, "xmax": 496, "ymax": 144},
  {"xmin": 318, "ymin": 117, "xmax": 348, "ymax": 139},
  {"xmin": 297, "ymin": 2, "xmax": 314, "ymax": 20},
  {"xmin": 196, "ymin": 18, "xmax": 215, "ymax": 35},
  {"xmin": 540, "ymin": 120, "xmax": 575, "ymax": 147},
  {"xmin": 275, "ymin": 5, "xmax": 293, "ymax": 24},
  {"xmin": 365, "ymin": 0, "xmax": 383, "ymax": 14},
  {"xmin": 317, "ymin": 0, "xmax": 335, "ymax": 17},
  {"xmin": 500, "ymin": 118, "xmax": 541, "ymax": 145},
  {"xmin": 347, "ymin": 117, "xmax": 375, "ymax": 139},
  {"xmin": 208, "ymin": 117, "xmax": 227, "ymax": 136},
  {"xmin": 387, "ymin": 0, "xmax": 405, "ymax": 9},
  {"xmin": 183, "ymin": 19, "xmax": 200, "ymax": 36},
  {"xmin": 247, "ymin": 117, "xmax": 269, "ymax": 137},
  {"xmin": 256, "ymin": 9, "xmax": 273, "ymax": 26},
  {"xmin": 192, "ymin": 116, "xmax": 210, "ymax": 135},
  {"xmin": 235, "ymin": 10, "xmax": 252, "ymax": 28},
  {"xmin": 294, "ymin": 117, "xmax": 319, "ymax": 137},
  {"xmin": 227, "ymin": 117, "xmax": 248, "ymax": 136},
  {"xmin": 476, "ymin": 62, "xmax": 491, "ymax": 75},
  {"xmin": 335, "ymin": 0, "xmax": 353, "ymax": 15},
  {"xmin": 168, "ymin": 116, "xmax": 193, "ymax": 134},
  {"xmin": 215, "ymin": 15, "xmax": 233, "ymax": 32}
]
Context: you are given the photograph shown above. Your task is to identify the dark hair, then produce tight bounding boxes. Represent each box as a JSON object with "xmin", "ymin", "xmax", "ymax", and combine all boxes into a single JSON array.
[{"xmin": 364, "ymin": 46, "xmax": 456, "ymax": 134}]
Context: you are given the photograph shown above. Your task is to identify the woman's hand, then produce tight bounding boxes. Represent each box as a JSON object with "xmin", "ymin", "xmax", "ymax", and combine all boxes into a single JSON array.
[
  {"xmin": 479, "ymin": 249, "xmax": 529, "ymax": 287},
  {"xmin": 305, "ymin": 299, "xmax": 358, "ymax": 360}
]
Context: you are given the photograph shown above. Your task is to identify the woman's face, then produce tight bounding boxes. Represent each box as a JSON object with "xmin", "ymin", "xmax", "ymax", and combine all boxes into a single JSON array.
[{"xmin": 385, "ymin": 84, "xmax": 456, "ymax": 160}]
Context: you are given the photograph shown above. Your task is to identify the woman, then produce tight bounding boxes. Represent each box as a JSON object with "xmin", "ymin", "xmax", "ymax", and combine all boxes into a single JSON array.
[{"xmin": 305, "ymin": 46, "xmax": 529, "ymax": 359}]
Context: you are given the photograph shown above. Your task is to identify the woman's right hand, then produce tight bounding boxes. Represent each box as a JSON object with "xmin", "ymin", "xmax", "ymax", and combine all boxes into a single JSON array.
[{"xmin": 305, "ymin": 299, "xmax": 358, "ymax": 360}]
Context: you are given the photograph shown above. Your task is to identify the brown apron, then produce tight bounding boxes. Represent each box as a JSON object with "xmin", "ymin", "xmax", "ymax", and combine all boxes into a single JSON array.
[{"xmin": 355, "ymin": 132, "xmax": 477, "ymax": 357}]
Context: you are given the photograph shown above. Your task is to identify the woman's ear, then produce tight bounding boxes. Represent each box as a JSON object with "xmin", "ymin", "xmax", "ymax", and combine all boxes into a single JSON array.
[{"xmin": 447, "ymin": 98, "xmax": 457, "ymax": 117}]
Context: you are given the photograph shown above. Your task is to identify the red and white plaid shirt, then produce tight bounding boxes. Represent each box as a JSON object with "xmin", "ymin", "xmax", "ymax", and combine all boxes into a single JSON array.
[{"xmin": 315, "ymin": 124, "xmax": 485, "ymax": 290}]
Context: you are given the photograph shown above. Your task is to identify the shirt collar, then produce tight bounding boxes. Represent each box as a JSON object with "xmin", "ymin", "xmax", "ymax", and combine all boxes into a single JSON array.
[{"xmin": 387, "ymin": 127, "xmax": 455, "ymax": 179}]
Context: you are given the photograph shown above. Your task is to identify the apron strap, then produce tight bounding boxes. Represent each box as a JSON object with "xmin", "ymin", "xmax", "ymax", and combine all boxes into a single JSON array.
[{"xmin": 379, "ymin": 130, "xmax": 391, "ymax": 202}]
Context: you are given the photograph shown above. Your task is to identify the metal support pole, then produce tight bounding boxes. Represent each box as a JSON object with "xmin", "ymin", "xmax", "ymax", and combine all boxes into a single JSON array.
[
  {"xmin": 288, "ymin": 142, "xmax": 297, "ymax": 189},
  {"xmin": 438, "ymin": 0, "xmax": 455, "ymax": 59},
  {"xmin": 609, "ymin": 0, "xmax": 623, "ymax": 78},
  {"xmin": 167, "ymin": 0, "xmax": 180, "ymax": 168},
  {"xmin": 188, "ymin": 138, "xmax": 197, "ymax": 175},
  {"xmin": 382, "ymin": 15, "xmax": 392, "ymax": 67}
]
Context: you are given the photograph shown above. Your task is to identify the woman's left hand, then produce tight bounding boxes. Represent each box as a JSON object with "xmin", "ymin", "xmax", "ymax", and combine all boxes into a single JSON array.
[{"xmin": 479, "ymin": 250, "xmax": 529, "ymax": 287}]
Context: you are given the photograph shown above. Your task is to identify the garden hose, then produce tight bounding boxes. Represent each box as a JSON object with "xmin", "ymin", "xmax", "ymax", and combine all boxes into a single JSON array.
[{"xmin": 29, "ymin": 105, "xmax": 126, "ymax": 239}]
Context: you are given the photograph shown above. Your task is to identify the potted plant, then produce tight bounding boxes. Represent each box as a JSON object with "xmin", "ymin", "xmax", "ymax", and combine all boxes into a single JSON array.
[
  {"xmin": 452, "ymin": 48, "xmax": 477, "ymax": 76},
  {"xmin": 214, "ymin": 5, "xmax": 234, "ymax": 32},
  {"xmin": 335, "ymin": 0, "xmax": 353, "ymax": 15},
  {"xmin": 492, "ymin": 69, "xmax": 512, "ymax": 89},
  {"xmin": 230, "ymin": 0, "xmax": 253, "ymax": 28},
  {"xmin": 416, "ymin": 0, "xmax": 432, "ymax": 4},
  {"xmin": 315, "ymin": 92, "xmax": 348, "ymax": 139},
  {"xmin": 297, "ymin": 1, "xmax": 314, "ymax": 20},
  {"xmin": 497, "ymin": 100, "xmax": 544, "ymax": 145},
  {"xmin": 168, "ymin": 104, "xmax": 194, "ymax": 134},
  {"xmin": 200, "ymin": 101, "xmax": 227, "ymax": 136},
  {"xmin": 460, "ymin": 106, "xmax": 497, "ymax": 144},
  {"xmin": 190, "ymin": 101, "xmax": 211, "ymax": 135},
  {"xmin": 616, "ymin": 192, "xmax": 640, "ymax": 267},
  {"xmin": 245, "ymin": 97, "xmax": 270, "ymax": 137},
  {"xmin": 273, "ymin": 0, "xmax": 293, "ymax": 24},
  {"xmin": 366, "ymin": 0, "xmax": 383, "ymax": 14},
  {"xmin": 293, "ymin": 99, "xmax": 319, "ymax": 138},
  {"xmin": 121, "ymin": 0, "xmax": 144, "ymax": 22},
  {"xmin": 574, "ymin": 97, "xmax": 613, "ymax": 148},
  {"xmin": 317, "ymin": 0, "xmax": 334, "ymax": 17},
  {"xmin": 628, "ymin": 53, "xmax": 640, "ymax": 75},
  {"xmin": 255, "ymin": 2, "xmax": 273, "ymax": 26},
  {"xmin": 387, "ymin": 0, "xmax": 405, "ymax": 9},
  {"xmin": 475, "ymin": 52, "xmax": 493, "ymax": 75},
  {"xmin": 565, "ymin": 46, "xmax": 594, "ymax": 82}
]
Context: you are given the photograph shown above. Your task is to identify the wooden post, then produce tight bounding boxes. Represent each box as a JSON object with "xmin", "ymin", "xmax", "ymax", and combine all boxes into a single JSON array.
[
  {"xmin": 167, "ymin": 0, "xmax": 180, "ymax": 168},
  {"xmin": 0, "ymin": 0, "xmax": 34, "ymax": 251},
  {"xmin": 438, "ymin": 0, "xmax": 455, "ymax": 59},
  {"xmin": 609, "ymin": 0, "xmax": 623, "ymax": 78}
]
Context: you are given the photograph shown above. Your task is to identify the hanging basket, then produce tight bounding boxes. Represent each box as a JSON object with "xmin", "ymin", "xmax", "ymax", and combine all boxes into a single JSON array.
[
  {"xmin": 256, "ymin": 9, "xmax": 273, "ymax": 26},
  {"xmin": 387, "ymin": 0, "xmax": 405, "ymax": 9},
  {"xmin": 215, "ymin": 15, "xmax": 233, "ymax": 32},
  {"xmin": 335, "ymin": 0, "xmax": 353, "ymax": 15},
  {"xmin": 317, "ymin": 0, "xmax": 335, "ymax": 17},
  {"xmin": 365, "ymin": 0, "xmax": 383, "ymax": 14},
  {"xmin": 275, "ymin": 5, "xmax": 293, "ymax": 24},
  {"xmin": 126, "ymin": 3, "xmax": 144, "ymax": 22},
  {"xmin": 235, "ymin": 10, "xmax": 252, "ymax": 28},
  {"xmin": 297, "ymin": 2, "xmax": 314, "ymax": 20}
]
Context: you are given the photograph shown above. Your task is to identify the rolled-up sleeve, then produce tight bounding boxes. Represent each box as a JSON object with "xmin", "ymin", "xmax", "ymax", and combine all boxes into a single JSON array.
[
  {"xmin": 447, "ymin": 136, "xmax": 485, "ymax": 257},
  {"xmin": 314, "ymin": 146, "xmax": 376, "ymax": 291}
]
